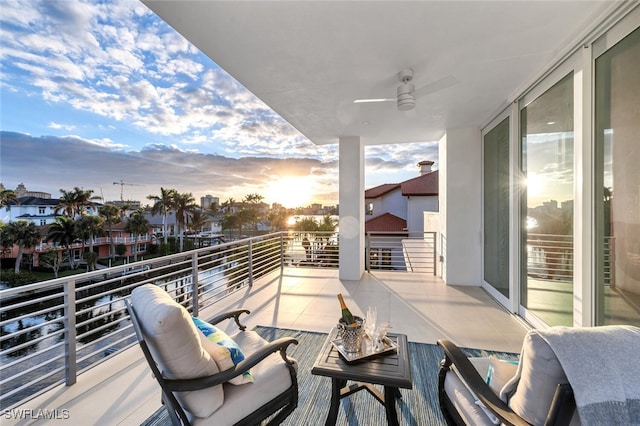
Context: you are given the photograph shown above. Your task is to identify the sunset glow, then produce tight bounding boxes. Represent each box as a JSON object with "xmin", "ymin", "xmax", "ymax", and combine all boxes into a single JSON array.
[{"xmin": 265, "ymin": 176, "xmax": 313, "ymax": 208}]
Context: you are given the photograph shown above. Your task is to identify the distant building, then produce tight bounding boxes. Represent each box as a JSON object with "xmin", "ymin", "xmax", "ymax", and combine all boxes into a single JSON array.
[
  {"xmin": 3, "ymin": 196, "xmax": 100, "ymax": 226},
  {"xmin": 201, "ymin": 195, "xmax": 220, "ymax": 210},
  {"xmin": 364, "ymin": 160, "xmax": 438, "ymax": 234},
  {"xmin": 5, "ymin": 183, "xmax": 52, "ymax": 199}
]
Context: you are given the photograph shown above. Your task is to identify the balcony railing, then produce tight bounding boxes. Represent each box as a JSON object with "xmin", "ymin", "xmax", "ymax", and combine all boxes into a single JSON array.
[
  {"xmin": 0, "ymin": 230, "xmax": 437, "ymax": 409},
  {"xmin": 366, "ymin": 231, "xmax": 438, "ymax": 274},
  {"xmin": 526, "ymin": 233, "xmax": 614, "ymax": 285},
  {"xmin": 35, "ymin": 235, "xmax": 152, "ymax": 252}
]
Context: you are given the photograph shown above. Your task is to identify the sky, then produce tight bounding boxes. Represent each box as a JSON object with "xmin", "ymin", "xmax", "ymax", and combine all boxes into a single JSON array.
[{"xmin": 0, "ymin": 0, "xmax": 439, "ymax": 208}]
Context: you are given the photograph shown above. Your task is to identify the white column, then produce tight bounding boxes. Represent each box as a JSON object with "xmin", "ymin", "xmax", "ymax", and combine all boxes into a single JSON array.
[
  {"xmin": 440, "ymin": 127, "xmax": 482, "ymax": 285},
  {"xmin": 338, "ymin": 136, "xmax": 365, "ymax": 281}
]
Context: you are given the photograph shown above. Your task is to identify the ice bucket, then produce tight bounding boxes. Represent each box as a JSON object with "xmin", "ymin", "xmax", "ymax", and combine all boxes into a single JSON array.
[{"xmin": 337, "ymin": 316, "xmax": 364, "ymax": 353}]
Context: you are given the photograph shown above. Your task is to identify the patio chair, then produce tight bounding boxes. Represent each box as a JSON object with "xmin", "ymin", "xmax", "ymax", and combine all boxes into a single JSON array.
[
  {"xmin": 127, "ymin": 284, "xmax": 299, "ymax": 426},
  {"xmin": 438, "ymin": 325, "xmax": 640, "ymax": 426},
  {"xmin": 437, "ymin": 331, "xmax": 576, "ymax": 426}
]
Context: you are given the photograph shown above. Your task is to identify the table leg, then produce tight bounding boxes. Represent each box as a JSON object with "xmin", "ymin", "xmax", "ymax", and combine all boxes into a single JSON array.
[
  {"xmin": 325, "ymin": 378, "xmax": 346, "ymax": 426},
  {"xmin": 383, "ymin": 386, "xmax": 400, "ymax": 426}
]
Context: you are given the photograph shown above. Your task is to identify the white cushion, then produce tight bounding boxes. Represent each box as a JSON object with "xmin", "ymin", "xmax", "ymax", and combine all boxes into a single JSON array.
[
  {"xmin": 131, "ymin": 284, "xmax": 224, "ymax": 418},
  {"xmin": 501, "ymin": 330, "xmax": 568, "ymax": 425},
  {"xmin": 189, "ymin": 330, "xmax": 297, "ymax": 425},
  {"xmin": 444, "ymin": 368, "xmax": 496, "ymax": 426}
]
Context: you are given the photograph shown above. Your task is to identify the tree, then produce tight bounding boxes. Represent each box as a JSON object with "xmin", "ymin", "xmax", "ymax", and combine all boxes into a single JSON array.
[
  {"xmin": 147, "ymin": 187, "xmax": 176, "ymax": 247},
  {"xmin": 55, "ymin": 187, "xmax": 100, "ymax": 218},
  {"xmin": 47, "ymin": 216, "xmax": 80, "ymax": 269},
  {"xmin": 0, "ymin": 189, "xmax": 18, "ymax": 208},
  {"xmin": 125, "ymin": 210, "xmax": 149, "ymax": 262},
  {"xmin": 173, "ymin": 192, "xmax": 198, "ymax": 251},
  {"xmin": 242, "ymin": 193, "xmax": 264, "ymax": 231},
  {"xmin": 318, "ymin": 215, "xmax": 337, "ymax": 233},
  {"xmin": 98, "ymin": 204, "xmax": 121, "ymax": 260},
  {"xmin": 75, "ymin": 215, "xmax": 104, "ymax": 271},
  {"xmin": 39, "ymin": 247, "xmax": 62, "ymax": 278},
  {"xmin": 188, "ymin": 210, "xmax": 207, "ymax": 234},
  {"xmin": 294, "ymin": 217, "xmax": 319, "ymax": 232},
  {"xmin": 3, "ymin": 221, "xmax": 41, "ymax": 273},
  {"xmin": 268, "ymin": 207, "xmax": 290, "ymax": 231}
]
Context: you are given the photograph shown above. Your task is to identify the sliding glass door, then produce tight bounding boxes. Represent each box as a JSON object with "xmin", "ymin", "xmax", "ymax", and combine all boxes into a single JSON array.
[
  {"xmin": 483, "ymin": 117, "xmax": 510, "ymax": 298},
  {"xmin": 594, "ymin": 26, "xmax": 640, "ymax": 326},
  {"xmin": 520, "ymin": 74, "xmax": 574, "ymax": 326}
]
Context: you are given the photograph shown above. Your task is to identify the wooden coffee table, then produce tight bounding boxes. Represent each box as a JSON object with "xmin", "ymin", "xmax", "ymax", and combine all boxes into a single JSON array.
[{"xmin": 311, "ymin": 327, "xmax": 413, "ymax": 426}]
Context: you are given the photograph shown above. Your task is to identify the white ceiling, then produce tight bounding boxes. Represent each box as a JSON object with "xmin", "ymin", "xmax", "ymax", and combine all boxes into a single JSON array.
[{"xmin": 143, "ymin": 1, "xmax": 613, "ymax": 146}]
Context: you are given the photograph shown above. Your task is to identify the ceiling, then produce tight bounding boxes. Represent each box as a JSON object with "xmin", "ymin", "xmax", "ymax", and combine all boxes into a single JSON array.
[{"xmin": 142, "ymin": 1, "xmax": 613, "ymax": 146}]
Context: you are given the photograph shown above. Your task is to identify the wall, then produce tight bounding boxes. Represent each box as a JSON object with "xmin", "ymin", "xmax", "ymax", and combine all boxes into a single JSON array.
[{"xmin": 441, "ymin": 127, "xmax": 482, "ymax": 286}]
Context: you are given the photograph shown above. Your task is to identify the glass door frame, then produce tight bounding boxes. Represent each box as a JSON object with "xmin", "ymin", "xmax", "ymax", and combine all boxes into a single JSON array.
[
  {"xmin": 481, "ymin": 107, "xmax": 520, "ymax": 313},
  {"xmin": 517, "ymin": 52, "xmax": 584, "ymax": 329}
]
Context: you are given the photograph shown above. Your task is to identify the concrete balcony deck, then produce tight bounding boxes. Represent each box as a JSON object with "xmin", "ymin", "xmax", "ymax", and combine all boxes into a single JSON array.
[{"xmin": 5, "ymin": 267, "xmax": 529, "ymax": 425}]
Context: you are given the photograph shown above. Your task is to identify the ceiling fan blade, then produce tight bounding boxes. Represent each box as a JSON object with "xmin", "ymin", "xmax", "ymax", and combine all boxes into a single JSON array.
[
  {"xmin": 414, "ymin": 74, "xmax": 458, "ymax": 98},
  {"xmin": 353, "ymin": 98, "xmax": 395, "ymax": 104}
]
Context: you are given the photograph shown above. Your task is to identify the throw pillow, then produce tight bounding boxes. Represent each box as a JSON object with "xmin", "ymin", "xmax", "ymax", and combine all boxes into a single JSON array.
[
  {"xmin": 192, "ymin": 317, "xmax": 254, "ymax": 385},
  {"xmin": 486, "ymin": 355, "xmax": 519, "ymax": 395}
]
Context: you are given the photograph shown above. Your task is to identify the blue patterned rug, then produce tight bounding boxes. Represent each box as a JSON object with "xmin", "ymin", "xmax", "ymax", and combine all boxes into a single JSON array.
[{"xmin": 141, "ymin": 326, "xmax": 518, "ymax": 425}]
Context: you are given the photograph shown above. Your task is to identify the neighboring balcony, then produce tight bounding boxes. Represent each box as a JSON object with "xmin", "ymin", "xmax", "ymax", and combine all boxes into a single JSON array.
[{"xmin": 0, "ymin": 231, "xmax": 528, "ymax": 424}]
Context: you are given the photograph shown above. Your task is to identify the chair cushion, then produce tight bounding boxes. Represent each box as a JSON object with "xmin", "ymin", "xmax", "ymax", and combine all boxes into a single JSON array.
[
  {"xmin": 444, "ymin": 366, "xmax": 497, "ymax": 426},
  {"xmin": 130, "ymin": 284, "xmax": 224, "ymax": 418},
  {"xmin": 192, "ymin": 317, "xmax": 254, "ymax": 385},
  {"xmin": 189, "ymin": 330, "xmax": 297, "ymax": 425},
  {"xmin": 500, "ymin": 330, "xmax": 568, "ymax": 425}
]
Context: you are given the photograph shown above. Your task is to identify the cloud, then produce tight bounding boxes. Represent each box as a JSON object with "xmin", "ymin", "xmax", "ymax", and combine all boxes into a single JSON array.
[
  {"xmin": 0, "ymin": 0, "xmax": 439, "ymax": 207},
  {"xmin": 0, "ymin": 131, "xmax": 338, "ymax": 206}
]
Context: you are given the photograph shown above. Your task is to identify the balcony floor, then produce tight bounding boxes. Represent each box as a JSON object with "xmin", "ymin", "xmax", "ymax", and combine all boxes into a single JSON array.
[{"xmin": 7, "ymin": 267, "xmax": 529, "ymax": 425}]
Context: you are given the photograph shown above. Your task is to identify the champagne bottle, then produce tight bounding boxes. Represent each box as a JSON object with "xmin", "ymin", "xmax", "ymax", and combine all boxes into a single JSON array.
[{"xmin": 337, "ymin": 293, "xmax": 356, "ymax": 325}]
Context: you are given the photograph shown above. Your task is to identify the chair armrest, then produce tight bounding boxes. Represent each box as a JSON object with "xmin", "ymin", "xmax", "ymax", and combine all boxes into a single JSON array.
[
  {"xmin": 206, "ymin": 308, "xmax": 251, "ymax": 330},
  {"xmin": 438, "ymin": 339, "xmax": 530, "ymax": 426},
  {"xmin": 165, "ymin": 336, "xmax": 299, "ymax": 392}
]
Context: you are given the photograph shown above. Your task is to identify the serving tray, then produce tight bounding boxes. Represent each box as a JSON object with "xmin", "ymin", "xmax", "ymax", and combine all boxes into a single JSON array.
[{"xmin": 331, "ymin": 335, "xmax": 398, "ymax": 364}]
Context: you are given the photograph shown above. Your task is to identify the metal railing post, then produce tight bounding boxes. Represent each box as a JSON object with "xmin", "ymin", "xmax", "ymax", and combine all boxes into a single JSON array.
[
  {"xmin": 248, "ymin": 240, "xmax": 253, "ymax": 287},
  {"xmin": 64, "ymin": 279, "xmax": 77, "ymax": 386},
  {"xmin": 279, "ymin": 233, "xmax": 285, "ymax": 271},
  {"xmin": 432, "ymin": 232, "xmax": 437, "ymax": 275},
  {"xmin": 191, "ymin": 252, "xmax": 199, "ymax": 317},
  {"xmin": 365, "ymin": 233, "xmax": 370, "ymax": 272}
]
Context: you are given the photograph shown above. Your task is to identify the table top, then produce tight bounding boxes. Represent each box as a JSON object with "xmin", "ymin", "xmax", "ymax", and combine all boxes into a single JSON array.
[{"xmin": 311, "ymin": 328, "xmax": 413, "ymax": 389}]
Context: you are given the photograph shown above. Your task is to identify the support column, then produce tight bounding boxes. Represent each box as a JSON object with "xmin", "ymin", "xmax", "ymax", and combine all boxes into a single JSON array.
[
  {"xmin": 339, "ymin": 136, "xmax": 365, "ymax": 281},
  {"xmin": 440, "ymin": 127, "xmax": 482, "ymax": 285}
]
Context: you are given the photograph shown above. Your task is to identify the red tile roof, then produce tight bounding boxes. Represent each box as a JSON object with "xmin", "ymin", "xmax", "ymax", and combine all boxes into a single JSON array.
[
  {"xmin": 364, "ymin": 183, "xmax": 400, "ymax": 199},
  {"xmin": 365, "ymin": 212, "xmax": 407, "ymax": 233},
  {"xmin": 400, "ymin": 170, "xmax": 438, "ymax": 196}
]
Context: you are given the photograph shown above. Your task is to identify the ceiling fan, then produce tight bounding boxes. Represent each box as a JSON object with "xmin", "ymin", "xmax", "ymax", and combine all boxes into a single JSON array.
[{"xmin": 353, "ymin": 68, "xmax": 457, "ymax": 111}]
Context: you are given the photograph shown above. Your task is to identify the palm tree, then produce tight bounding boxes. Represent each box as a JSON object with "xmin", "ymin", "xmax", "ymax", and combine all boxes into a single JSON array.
[
  {"xmin": 55, "ymin": 189, "xmax": 77, "ymax": 217},
  {"xmin": 242, "ymin": 193, "xmax": 264, "ymax": 231},
  {"xmin": 188, "ymin": 210, "xmax": 207, "ymax": 235},
  {"xmin": 55, "ymin": 187, "xmax": 100, "ymax": 218},
  {"xmin": 98, "ymin": 204, "xmax": 120, "ymax": 260},
  {"xmin": 73, "ymin": 187, "xmax": 100, "ymax": 216},
  {"xmin": 147, "ymin": 187, "xmax": 176, "ymax": 247},
  {"xmin": 4, "ymin": 221, "xmax": 41, "ymax": 273},
  {"xmin": 125, "ymin": 210, "xmax": 150, "ymax": 262},
  {"xmin": 47, "ymin": 216, "xmax": 80, "ymax": 269},
  {"xmin": 0, "ymin": 189, "xmax": 19, "ymax": 208},
  {"xmin": 75, "ymin": 215, "xmax": 104, "ymax": 271},
  {"xmin": 173, "ymin": 192, "xmax": 198, "ymax": 251}
]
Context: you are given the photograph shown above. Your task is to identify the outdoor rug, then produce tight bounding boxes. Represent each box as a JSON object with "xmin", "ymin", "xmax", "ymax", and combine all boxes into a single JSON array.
[{"xmin": 142, "ymin": 326, "xmax": 518, "ymax": 426}]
